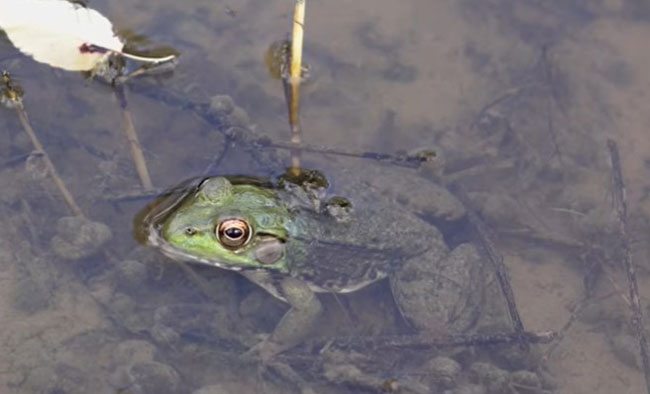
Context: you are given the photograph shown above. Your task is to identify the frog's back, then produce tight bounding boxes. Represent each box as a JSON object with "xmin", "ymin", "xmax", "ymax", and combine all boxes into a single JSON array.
[
  {"xmin": 323, "ymin": 159, "xmax": 465, "ymax": 222},
  {"xmin": 285, "ymin": 179, "xmax": 449, "ymax": 293}
]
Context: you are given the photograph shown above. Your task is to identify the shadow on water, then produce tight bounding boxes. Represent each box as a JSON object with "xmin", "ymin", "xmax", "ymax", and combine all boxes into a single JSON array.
[{"xmin": 1, "ymin": 0, "xmax": 649, "ymax": 393}]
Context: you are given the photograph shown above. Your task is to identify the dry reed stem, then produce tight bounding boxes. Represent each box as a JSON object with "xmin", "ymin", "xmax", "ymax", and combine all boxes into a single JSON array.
[
  {"xmin": 288, "ymin": 0, "xmax": 305, "ymax": 172},
  {"xmin": 113, "ymin": 86, "xmax": 154, "ymax": 191},
  {"xmin": 121, "ymin": 106, "xmax": 153, "ymax": 191},
  {"xmin": 15, "ymin": 104, "xmax": 84, "ymax": 217}
]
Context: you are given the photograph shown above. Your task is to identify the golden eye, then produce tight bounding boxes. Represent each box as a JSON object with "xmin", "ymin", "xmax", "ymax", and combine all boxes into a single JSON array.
[{"xmin": 217, "ymin": 218, "xmax": 251, "ymax": 248}]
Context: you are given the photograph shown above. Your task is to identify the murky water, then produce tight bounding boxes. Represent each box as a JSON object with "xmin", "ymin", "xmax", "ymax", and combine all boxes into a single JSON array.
[{"xmin": 1, "ymin": 0, "xmax": 649, "ymax": 393}]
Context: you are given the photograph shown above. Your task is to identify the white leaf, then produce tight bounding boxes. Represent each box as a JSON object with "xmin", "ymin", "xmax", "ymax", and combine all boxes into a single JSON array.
[{"xmin": 0, "ymin": 0, "xmax": 175, "ymax": 71}]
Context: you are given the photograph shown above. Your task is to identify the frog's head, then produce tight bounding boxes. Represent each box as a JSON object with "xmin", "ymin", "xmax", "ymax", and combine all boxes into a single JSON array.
[{"xmin": 146, "ymin": 177, "xmax": 292, "ymax": 273}]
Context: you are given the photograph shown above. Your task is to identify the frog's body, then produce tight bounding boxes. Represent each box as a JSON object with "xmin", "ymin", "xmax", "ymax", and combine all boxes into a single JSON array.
[{"xmin": 137, "ymin": 158, "xmax": 490, "ymax": 358}]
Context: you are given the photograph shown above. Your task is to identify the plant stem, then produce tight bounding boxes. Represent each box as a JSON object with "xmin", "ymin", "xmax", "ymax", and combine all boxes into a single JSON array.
[
  {"xmin": 114, "ymin": 85, "xmax": 154, "ymax": 191},
  {"xmin": 288, "ymin": 0, "xmax": 305, "ymax": 172},
  {"xmin": 607, "ymin": 139, "xmax": 650, "ymax": 394},
  {"xmin": 15, "ymin": 104, "xmax": 84, "ymax": 217},
  {"xmin": 121, "ymin": 106, "xmax": 153, "ymax": 190}
]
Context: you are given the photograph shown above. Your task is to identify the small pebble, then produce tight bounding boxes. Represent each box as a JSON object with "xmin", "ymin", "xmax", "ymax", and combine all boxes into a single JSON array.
[
  {"xmin": 227, "ymin": 106, "xmax": 250, "ymax": 127},
  {"xmin": 454, "ymin": 383, "xmax": 487, "ymax": 394},
  {"xmin": 116, "ymin": 259, "xmax": 148, "ymax": 286},
  {"xmin": 426, "ymin": 356, "xmax": 461, "ymax": 389},
  {"xmin": 192, "ymin": 385, "xmax": 230, "ymax": 394},
  {"xmin": 51, "ymin": 216, "xmax": 112, "ymax": 260},
  {"xmin": 113, "ymin": 340, "xmax": 157, "ymax": 365},
  {"xmin": 209, "ymin": 95, "xmax": 235, "ymax": 114},
  {"xmin": 509, "ymin": 370, "xmax": 541, "ymax": 390},
  {"xmin": 469, "ymin": 362, "xmax": 509, "ymax": 394},
  {"xmin": 130, "ymin": 361, "xmax": 180, "ymax": 394}
]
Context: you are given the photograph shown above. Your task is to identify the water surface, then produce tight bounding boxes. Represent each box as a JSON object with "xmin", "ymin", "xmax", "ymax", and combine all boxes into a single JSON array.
[{"xmin": 1, "ymin": 0, "xmax": 649, "ymax": 393}]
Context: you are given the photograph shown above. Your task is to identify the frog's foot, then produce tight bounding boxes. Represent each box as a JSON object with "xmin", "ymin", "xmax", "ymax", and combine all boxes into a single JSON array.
[{"xmin": 241, "ymin": 338, "xmax": 319, "ymax": 394}]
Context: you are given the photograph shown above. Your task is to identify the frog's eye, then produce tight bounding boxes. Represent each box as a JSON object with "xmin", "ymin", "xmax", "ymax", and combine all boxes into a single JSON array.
[{"xmin": 216, "ymin": 218, "xmax": 251, "ymax": 249}]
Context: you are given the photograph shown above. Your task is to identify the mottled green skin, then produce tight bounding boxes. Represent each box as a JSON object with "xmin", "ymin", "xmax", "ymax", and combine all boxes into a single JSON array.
[
  {"xmin": 146, "ymin": 174, "xmax": 450, "ymax": 296},
  {"xmin": 139, "ymin": 163, "xmax": 488, "ymax": 358},
  {"xmin": 161, "ymin": 178, "xmax": 292, "ymax": 274}
]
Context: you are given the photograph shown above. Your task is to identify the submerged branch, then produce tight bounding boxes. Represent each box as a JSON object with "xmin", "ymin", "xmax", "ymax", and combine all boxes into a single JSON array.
[
  {"xmin": 291, "ymin": 330, "xmax": 557, "ymax": 355},
  {"xmin": 114, "ymin": 85, "xmax": 154, "ymax": 191},
  {"xmin": 451, "ymin": 185, "xmax": 528, "ymax": 349},
  {"xmin": 607, "ymin": 139, "xmax": 650, "ymax": 394},
  {"xmin": 14, "ymin": 103, "xmax": 84, "ymax": 217}
]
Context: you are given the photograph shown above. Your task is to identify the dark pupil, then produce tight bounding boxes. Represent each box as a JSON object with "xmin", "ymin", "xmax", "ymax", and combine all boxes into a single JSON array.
[{"xmin": 225, "ymin": 227, "xmax": 243, "ymax": 239}]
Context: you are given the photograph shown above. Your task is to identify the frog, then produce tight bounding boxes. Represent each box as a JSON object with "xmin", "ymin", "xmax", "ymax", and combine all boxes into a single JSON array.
[{"xmin": 135, "ymin": 141, "xmax": 500, "ymax": 361}]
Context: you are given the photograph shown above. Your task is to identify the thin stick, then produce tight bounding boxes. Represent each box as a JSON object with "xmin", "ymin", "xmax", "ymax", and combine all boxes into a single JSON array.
[
  {"xmin": 451, "ymin": 185, "xmax": 528, "ymax": 349},
  {"xmin": 114, "ymin": 85, "xmax": 154, "ymax": 191},
  {"xmin": 544, "ymin": 290, "xmax": 619, "ymax": 360},
  {"xmin": 295, "ymin": 329, "xmax": 557, "ymax": 354},
  {"xmin": 288, "ymin": 0, "xmax": 305, "ymax": 172},
  {"xmin": 15, "ymin": 104, "xmax": 84, "ymax": 217},
  {"xmin": 607, "ymin": 139, "xmax": 650, "ymax": 394},
  {"xmin": 122, "ymin": 106, "xmax": 154, "ymax": 190},
  {"xmin": 263, "ymin": 140, "xmax": 425, "ymax": 166}
]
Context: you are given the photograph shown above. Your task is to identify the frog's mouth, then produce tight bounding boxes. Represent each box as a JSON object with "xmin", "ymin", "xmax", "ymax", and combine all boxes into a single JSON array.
[
  {"xmin": 145, "ymin": 227, "xmax": 246, "ymax": 271},
  {"xmin": 133, "ymin": 177, "xmax": 204, "ymax": 245},
  {"xmin": 146, "ymin": 214, "xmax": 286, "ymax": 272},
  {"xmin": 145, "ymin": 228, "xmax": 287, "ymax": 273}
]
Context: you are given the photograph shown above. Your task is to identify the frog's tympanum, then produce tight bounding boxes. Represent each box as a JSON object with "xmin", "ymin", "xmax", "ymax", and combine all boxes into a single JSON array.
[{"xmin": 137, "ymin": 164, "xmax": 496, "ymax": 360}]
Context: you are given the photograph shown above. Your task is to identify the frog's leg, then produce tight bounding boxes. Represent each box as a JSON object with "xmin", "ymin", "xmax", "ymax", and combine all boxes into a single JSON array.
[
  {"xmin": 390, "ymin": 243, "xmax": 485, "ymax": 335},
  {"xmin": 242, "ymin": 271, "xmax": 323, "ymax": 360}
]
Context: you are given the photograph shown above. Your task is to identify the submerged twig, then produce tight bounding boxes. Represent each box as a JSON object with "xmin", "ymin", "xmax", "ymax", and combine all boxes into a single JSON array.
[
  {"xmin": 607, "ymin": 139, "xmax": 650, "ymax": 394},
  {"xmin": 100, "ymin": 57, "xmax": 178, "ymax": 192},
  {"xmin": 451, "ymin": 185, "xmax": 528, "ymax": 349},
  {"xmin": 15, "ymin": 107, "xmax": 84, "ymax": 216},
  {"xmin": 544, "ymin": 290, "xmax": 619, "ymax": 360},
  {"xmin": 1, "ymin": 72, "xmax": 83, "ymax": 216},
  {"xmin": 257, "ymin": 138, "xmax": 430, "ymax": 167},
  {"xmin": 536, "ymin": 46, "xmax": 564, "ymax": 166},
  {"xmin": 113, "ymin": 84, "xmax": 154, "ymax": 191},
  {"xmin": 292, "ymin": 330, "xmax": 557, "ymax": 355}
]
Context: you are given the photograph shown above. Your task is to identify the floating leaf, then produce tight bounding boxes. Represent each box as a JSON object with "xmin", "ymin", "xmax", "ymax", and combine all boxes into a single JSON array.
[{"xmin": 0, "ymin": 0, "xmax": 175, "ymax": 71}]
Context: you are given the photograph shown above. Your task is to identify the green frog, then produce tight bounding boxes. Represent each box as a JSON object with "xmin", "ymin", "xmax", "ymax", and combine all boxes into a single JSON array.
[{"xmin": 136, "ymin": 141, "xmax": 495, "ymax": 360}]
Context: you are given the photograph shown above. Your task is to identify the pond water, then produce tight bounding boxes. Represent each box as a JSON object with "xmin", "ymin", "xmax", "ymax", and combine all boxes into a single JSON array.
[{"xmin": 1, "ymin": 0, "xmax": 649, "ymax": 393}]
